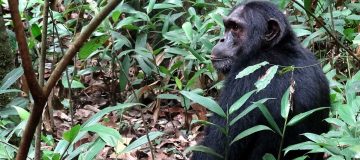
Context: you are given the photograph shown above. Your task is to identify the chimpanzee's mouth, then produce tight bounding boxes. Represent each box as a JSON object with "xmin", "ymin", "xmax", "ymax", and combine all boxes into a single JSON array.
[{"xmin": 210, "ymin": 56, "xmax": 230, "ymax": 61}]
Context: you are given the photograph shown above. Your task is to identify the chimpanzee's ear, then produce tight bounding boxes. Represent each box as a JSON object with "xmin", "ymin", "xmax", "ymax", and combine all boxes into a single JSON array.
[{"xmin": 265, "ymin": 18, "xmax": 284, "ymax": 44}]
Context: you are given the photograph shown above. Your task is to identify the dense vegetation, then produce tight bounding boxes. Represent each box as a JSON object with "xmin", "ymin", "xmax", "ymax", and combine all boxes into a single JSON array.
[{"xmin": 0, "ymin": 0, "xmax": 360, "ymax": 159}]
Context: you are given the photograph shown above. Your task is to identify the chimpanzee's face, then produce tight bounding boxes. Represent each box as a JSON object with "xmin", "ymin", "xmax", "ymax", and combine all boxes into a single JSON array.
[{"xmin": 211, "ymin": 5, "xmax": 282, "ymax": 74}]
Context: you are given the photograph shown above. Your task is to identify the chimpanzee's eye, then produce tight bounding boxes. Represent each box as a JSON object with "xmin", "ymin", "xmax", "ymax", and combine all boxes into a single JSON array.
[
  {"xmin": 230, "ymin": 23, "xmax": 242, "ymax": 32},
  {"xmin": 233, "ymin": 25, "xmax": 239, "ymax": 31}
]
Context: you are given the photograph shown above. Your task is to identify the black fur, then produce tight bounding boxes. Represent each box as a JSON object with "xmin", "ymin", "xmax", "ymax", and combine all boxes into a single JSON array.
[{"xmin": 192, "ymin": 1, "xmax": 329, "ymax": 160}]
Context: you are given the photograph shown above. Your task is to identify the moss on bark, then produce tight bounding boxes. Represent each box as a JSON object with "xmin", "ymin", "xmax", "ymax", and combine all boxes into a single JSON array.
[{"xmin": 0, "ymin": 9, "xmax": 15, "ymax": 107}]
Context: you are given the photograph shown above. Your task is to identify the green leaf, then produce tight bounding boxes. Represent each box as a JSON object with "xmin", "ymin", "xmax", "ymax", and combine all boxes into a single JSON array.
[
  {"xmin": 337, "ymin": 104, "xmax": 356, "ymax": 126},
  {"xmin": 61, "ymin": 79, "xmax": 85, "ymax": 89},
  {"xmin": 111, "ymin": 10, "xmax": 121, "ymax": 22},
  {"xmin": 157, "ymin": 94, "xmax": 179, "ymax": 100},
  {"xmin": 284, "ymin": 141, "xmax": 319, "ymax": 155},
  {"xmin": 111, "ymin": 31, "xmax": 132, "ymax": 49},
  {"xmin": 324, "ymin": 118, "xmax": 346, "ymax": 127},
  {"xmin": 135, "ymin": 33, "xmax": 147, "ymax": 49},
  {"xmin": 230, "ymin": 99, "xmax": 271, "ymax": 126},
  {"xmin": 12, "ymin": 106, "xmax": 29, "ymax": 120},
  {"xmin": 188, "ymin": 47, "xmax": 205, "ymax": 62},
  {"xmin": 119, "ymin": 131, "xmax": 164, "ymax": 153},
  {"xmin": 293, "ymin": 28, "xmax": 311, "ymax": 37},
  {"xmin": 61, "ymin": 99, "xmax": 70, "ymax": 108},
  {"xmin": 191, "ymin": 120, "xmax": 226, "ymax": 135},
  {"xmin": 293, "ymin": 156, "xmax": 308, "ymax": 160},
  {"xmin": 81, "ymin": 124, "xmax": 121, "ymax": 147},
  {"xmin": 303, "ymin": 133, "xmax": 326, "ymax": 143},
  {"xmin": 255, "ymin": 65, "xmax": 278, "ymax": 92},
  {"xmin": 184, "ymin": 145, "xmax": 223, "ymax": 159},
  {"xmin": 304, "ymin": 0, "xmax": 312, "ymax": 14},
  {"xmin": 180, "ymin": 91, "xmax": 226, "ymax": 118},
  {"xmin": 354, "ymin": 34, "xmax": 360, "ymax": 45},
  {"xmin": 279, "ymin": 0, "xmax": 291, "ymax": 9},
  {"xmin": 281, "ymin": 86, "xmax": 291, "ymax": 119},
  {"xmin": 69, "ymin": 103, "xmax": 141, "ymax": 145},
  {"xmin": 63, "ymin": 125, "xmax": 81, "ymax": 143},
  {"xmin": 119, "ymin": 55, "xmax": 130, "ymax": 91},
  {"xmin": 66, "ymin": 143, "xmax": 91, "ymax": 160},
  {"xmin": 175, "ymin": 77, "xmax": 183, "ymax": 90},
  {"xmin": 186, "ymin": 69, "xmax": 206, "ymax": 88},
  {"xmin": 346, "ymin": 15, "xmax": 360, "ymax": 20},
  {"xmin": 164, "ymin": 47, "xmax": 189, "ymax": 56},
  {"xmin": 31, "ymin": 24, "xmax": 41, "ymax": 38},
  {"xmin": 209, "ymin": 12, "xmax": 224, "ymax": 28},
  {"xmin": 229, "ymin": 90, "xmax": 256, "ymax": 115},
  {"xmin": 153, "ymin": 3, "xmax": 182, "ymax": 9},
  {"xmin": 79, "ymin": 35, "xmax": 109, "ymax": 60},
  {"xmin": 302, "ymin": 29, "xmax": 325, "ymax": 47},
  {"xmin": 80, "ymin": 138, "xmax": 106, "ymax": 160},
  {"xmin": 83, "ymin": 103, "xmax": 142, "ymax": 127},
  {"xmin": 262, "ymin": 153, "xmax": 276, "ymax": 160},
  {"xmin": 258, "ymin": 104, "xmax": 281, "ymax": 135},
  {"xmin": 278, "ymin": 66, "xmax": 295, "ymax": 75},
  {"xmin": 287, "ymin": 107, "xmax": 328, "ymax": 126},
  {"xmin": 159, "ymin": 66, "xmax": 170, "ymax": 75},
  {"xmin": 53, "ymin": 140, "xmax": 69, "ymax": 155},
  {"xmin": 182, "ymin": 22, "xmax": 193, "ymax": 41},
  {"xmin": 230, "ymin": 125, "xmax": 272, "ymax": 145},
  {"xmin": 1, "ymin": 67, "xmax": 23, "ymax": 90},
  {"xmin": 146, "ymin": 0, "xmax": 156, "ymax": 13},
  {"xmin": 134, "ymin": 54, "xmax": 155, "ymax": 75},
  {"xmin": 235, "ymin": 61, "xmax": 269, "ymax": 79},
  {"xmin": 163, "ymin": 29, "xmax": 188, "ymax": 43},
  {"xmin": 0, "ymin": 89, "xmax": 21, "ymax": 94},
  {"xmin": 115, "ymin": 17, "xmax": 139, "ymax": 29}
]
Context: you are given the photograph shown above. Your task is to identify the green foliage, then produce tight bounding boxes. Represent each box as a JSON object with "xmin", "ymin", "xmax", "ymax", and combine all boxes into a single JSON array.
[
  {"xmin": 49, "ymin": 103, "xmax": 165, "ymax": 159},
  {"xmin": 280, "ymin": 86, "xmax": 291, "ymax": 119},
  {"xmin": 1, "ymin": 0, "xmax": 360, "ymax": 159},
  {"xmin": 255, "ymin": 65, "xmax": 279, "ymax": 92},
  {"xmin": 63, "ymin": 125, "xmax": 81, "ymax": 143},
  {"xmin": 231, "ymin": 125, "xmax": 273, "ymax": 145},
  {"xmin": 235, "ymin": 61, "xmax": 269, "ymax": 79},
  {"xmin": 262, "ymin": 153, "xmax": 277, "ymax": 160},
  {"xmin": 185, "ymin": 62, "xmax": 278, "ymax": 158},
  {"xmin": 180, "ymin": 90, "xmax": 226, "ymax": 118},
  {"xmin": 184, "ymin": 145, "xmax": 224, "ymax": 159},
  {"xmin": 229, "ymin": 90, "xmax": 256, "ymax": 114},
  {"xmin": 287, "ymin": 107, "xmax": 328, "ymax": 126},
  {"xmin": 118, "ymin": 131, "xmax": 164, "ymax": 153},
  {"xmin": 284, "ymin": 69, "xmax": 360, "ymax": 159}
]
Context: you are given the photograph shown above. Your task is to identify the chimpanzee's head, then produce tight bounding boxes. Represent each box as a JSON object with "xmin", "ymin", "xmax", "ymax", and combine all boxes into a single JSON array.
[{"xmin": 211, "ymin": 1, "xmax": 292, "ymax": 73}]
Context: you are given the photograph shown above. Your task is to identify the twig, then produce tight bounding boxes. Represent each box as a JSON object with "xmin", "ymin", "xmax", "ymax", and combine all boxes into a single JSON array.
[
  {"xmin": 9, "ymin": 0, "xmax": 121, "ymax": 159},
  {"xmin": 35, "ymin": 0, "xmax": 50, "ymax": 159},
  {"xmin": 49, "ymin": 10, "xmax": 75, "ymax": 125},
  {"xmin": 291, "ymin": 0, "xmax": 360, "ymax": 63},
  {"xmin": 8, "ymin": 1, "xmax": 47, "ymax": 159},
  {"xmin": 44, "ymin": 0, "xmax": 121, "ymax": 97},
  {"xmin": 8, "ymin": 0, "xmax": 45, "ymax": 105},
  {"xmin": 117, "ymin": 61, "xmax": 156, "ymax": 160}
]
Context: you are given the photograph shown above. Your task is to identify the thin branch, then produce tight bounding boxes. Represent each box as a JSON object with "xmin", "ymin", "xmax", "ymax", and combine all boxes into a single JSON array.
[
  {"xmin": 44, "ymin": 0, "xmax": 121, "ymax": 97},
  {"xmin": 8, "ymin": 0, "xmax": 45, "ymax": 102},
  {"xmin": 35, "ymin": 0, "xmax": 50, "ymax": 159},
  {"xmin": 9, "ymin": 0, "xmax": 122, "ymax": 159},
  {"xmin": 118, "ymin": 63, "xmax": 156, "ymax": 160},
  {"xmin": 8, "ymin": 1, "xmax": 48, "ymax": 159},
  {"xmin": 292, "ymin": 0, "xmax": 360, "ymax": 63}
]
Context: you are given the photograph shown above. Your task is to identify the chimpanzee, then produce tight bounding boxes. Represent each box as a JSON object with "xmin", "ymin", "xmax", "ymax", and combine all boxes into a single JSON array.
[{"xmin": 191, "ymin": 1, "xmax": 330, "ymax": 160}]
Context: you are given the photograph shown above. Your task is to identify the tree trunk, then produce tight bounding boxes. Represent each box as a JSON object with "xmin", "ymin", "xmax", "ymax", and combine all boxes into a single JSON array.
[{"xmin": 0, "ymin": 7, "xmax": 15, "ymax": 107}]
